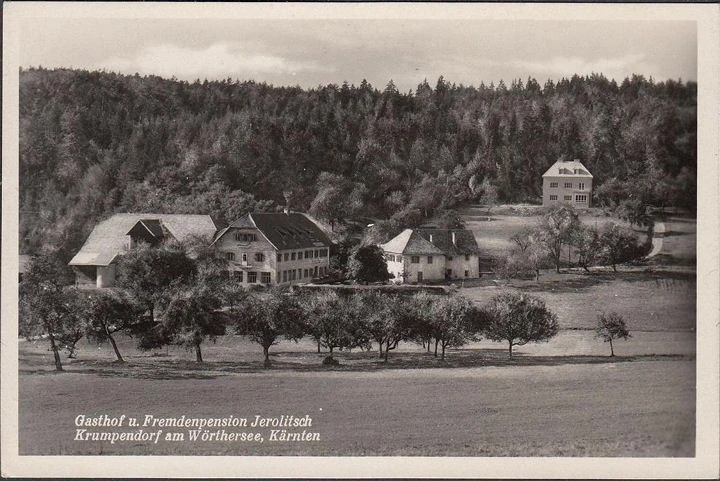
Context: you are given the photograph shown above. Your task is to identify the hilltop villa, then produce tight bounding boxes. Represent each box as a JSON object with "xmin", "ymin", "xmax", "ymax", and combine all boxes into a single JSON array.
[
  {"xmin": 380, "ymin": 228, "xmax": 480, "ymax": 284},
  {"xmin": 69, "ymin": 214, "xmax": 219, "ymax": 288},
  {"xmin": 542, "ymin": 159, "xmax": 593, "ymax": 208}
]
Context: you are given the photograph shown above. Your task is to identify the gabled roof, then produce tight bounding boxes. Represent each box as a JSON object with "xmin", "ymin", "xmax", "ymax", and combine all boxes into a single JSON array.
[
  {"xmin": 542, "ymin": 159, "xmax": 593, "ymax": 178},
  {"xmin": 380, "ymin": 229, "xmax": 444, "ymax": 256},
  {"xmin": 214, "ymin": 212, "xmax": 331, "ymax": 251},
  {"xmin": 415, "ymin": 228, "xmax": 480, "ymax": 256},
  {"xmin": 69, "ymin": 214, "xmax": 218, "ymax": 266}
]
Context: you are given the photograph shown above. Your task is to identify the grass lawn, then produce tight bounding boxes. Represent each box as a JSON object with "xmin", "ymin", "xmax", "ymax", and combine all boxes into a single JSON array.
[
  {"xmin": 19, "ymin": 360, "xmax": 694, "ymax": 456},
  {"xmin": 462, "ymin": 269, "xmax": 696, "ymax": 331}
]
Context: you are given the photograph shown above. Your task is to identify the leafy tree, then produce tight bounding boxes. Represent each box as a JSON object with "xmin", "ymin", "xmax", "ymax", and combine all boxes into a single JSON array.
[
  {"xmin": 346, "ymin": 245, "xmax": 391, "ymax": 284},
  {"xmin": 19, "ymin": 255, "xmax": 83, "ymax": 371},
  {"xmin": 234, "ymin": 288, "xmax": 305, "ymax": 367},
  {"xmin": 115, "ymin": 244, "xmax": 196, "ymax": 320},
  {"xmin": 572, "ymin": 225, "xmax": 602, "ymax": 272},
  {"xmin": 505, "ymin": 228, "xmax": 548, "ymax": 280},
  {"xmin": 309, "ymin": 172, "xmax": 352, "ymax": 231},
  {"xmin": 329, "ymin": 237, "xmax": 360, "ymax": 274},
  {"xmin": 600, "ymin": 223, "xmax": 644, "ymax": 272},
  {"xmin": 83, "ymin": 289, "xmax": 145, "ymax": 363},
  {"xmin": 300, "ymin": 291, "xmax": 368, "ymax": 363},
  {"xmin": 354, "ymin": 292, "xmax": 408, "ymax": 361},
  {"xmin": 158, "ymin": 283, "xmax": 226, "ymax": 362},
  {"xmin": 595, "ymin": 312, "xmax": 631, "ymax": 356},
  {"xmin": 405, "ymin": 292, "xmax": 438, "ymax": 353},
  {"xmin": 536, "ymin": 206, "xmax": 582, "ymax": 273},
  {"xmin": 618, "ymin": 198, "xmax": 654, "ymax": 230},
  {"xmin": 481, "ymin": 291, "xmax": 559, "ymax": 357},
  {"xmin": 429, "ymin": 295, "xmax": 475, "ymax": 360}
]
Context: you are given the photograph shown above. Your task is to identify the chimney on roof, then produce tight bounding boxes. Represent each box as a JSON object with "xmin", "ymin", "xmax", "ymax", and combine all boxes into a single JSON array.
[{"xmin": 451, "ymin": 231, "xmax": 456, "ymax": 246}]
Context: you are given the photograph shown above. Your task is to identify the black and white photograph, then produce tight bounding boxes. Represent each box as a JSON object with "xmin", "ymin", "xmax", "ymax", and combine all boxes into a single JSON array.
[{"xmin": 2, "ymin": 2, "xmax": 718, "ymax": 478}]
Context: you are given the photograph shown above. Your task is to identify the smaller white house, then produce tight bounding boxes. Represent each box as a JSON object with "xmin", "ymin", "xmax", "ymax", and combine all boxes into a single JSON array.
[{"xmin": 380, "ymin": 228, "xmax": 480, "ymax": 284}]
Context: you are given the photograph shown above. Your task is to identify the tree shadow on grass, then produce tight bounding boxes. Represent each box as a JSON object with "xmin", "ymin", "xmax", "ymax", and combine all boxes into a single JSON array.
[{"xmin": 19, "ymin": 349, "xmax": 694, "ymax": 379}]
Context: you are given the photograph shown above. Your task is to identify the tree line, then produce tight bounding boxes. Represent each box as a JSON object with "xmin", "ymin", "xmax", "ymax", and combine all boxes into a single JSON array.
[{"xmin": 20, "ymin": 68, "xmax": 695, "ymax": 263}]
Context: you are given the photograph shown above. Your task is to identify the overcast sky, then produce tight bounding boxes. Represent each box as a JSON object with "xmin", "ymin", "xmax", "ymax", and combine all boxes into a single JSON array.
[{"xmin": 20, "ymin": 17, "xmax": 696, "ymax": 91}]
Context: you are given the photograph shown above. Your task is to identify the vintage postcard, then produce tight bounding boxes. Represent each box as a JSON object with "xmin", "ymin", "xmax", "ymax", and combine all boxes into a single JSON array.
[{"xmin": 2, "ymin": 2, "xmax": 718, "ymax": 478}]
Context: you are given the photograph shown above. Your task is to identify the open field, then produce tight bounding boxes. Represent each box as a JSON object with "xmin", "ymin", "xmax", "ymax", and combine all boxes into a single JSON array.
[
  {"xmin": 462, "ymin": 269, "xmax": 696, "ymax": 331},
  {"xmin": 19, "ymin": 359, "xmax": 694, "ymax": 456}
]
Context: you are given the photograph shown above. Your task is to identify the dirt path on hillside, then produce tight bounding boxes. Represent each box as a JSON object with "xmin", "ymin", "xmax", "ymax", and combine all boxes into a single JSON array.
[{"xmin": 647, "ymin": 221, "xmax": 666, "ymax": 257}]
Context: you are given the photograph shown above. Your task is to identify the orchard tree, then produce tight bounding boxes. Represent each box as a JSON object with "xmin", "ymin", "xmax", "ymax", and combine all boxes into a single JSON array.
[
  {"xmin": 504, "ymin": 228, "xmax": 548, "ymax": 280},
  {"xmin": 19, "ymin": 255, "xmax": 83, "ymax": 371},
  {"xmin": 159, "ymin": 284, "xmax": 226, "ymax": 362},
  {"xmin": 405, "ymin": 292, "xmax": 438, "ymax": 353},
  {"xmin": 430, "ymin": 295, "xmax": 475, "ymax": 360},
  {"xmin": 595, "ymin": 312, "xmax": 631, "ymax": 356},
  {"xmin": 573, "ymin": 225, "xmax": 602, "ymax": 272},
  {"xmin": 83, "ymin": 290, "xmax": 144, "ymax": 363},
  {"xmin": 300, "ymin": 291, "xmax": 368, "ymax": 363},
  {"xmin": 346, "ymin": 245, "xmax": 391, "ymax": 284},
  {"xmin": 234, "ymin": 289, "xmax": 305, "ymax": 367},
  {"xmin": 354, "ymin": 291, "xmax": 408, "ymax": 361},
  {"xmin": 115, "ymin": 244, "xmax": 196, "ymax": 321},
  {"xmin": 54, "ymin": 292, "xmax": 88, "ymax": 359},
  {"xmin": 536, "ymin": 206, "xmax": 581, "ymax": 273},
  {"xmin": 482, "ymin": 291, "xmax": 559, "ymax": 357}
]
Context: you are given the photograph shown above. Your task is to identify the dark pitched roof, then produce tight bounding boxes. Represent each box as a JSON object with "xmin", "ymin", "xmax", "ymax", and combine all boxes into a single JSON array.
[
  {"xmin": 415, "ymin": 228, "xmax": 479, "ymax": 256},
  {"xmin": 127, "ymin": 219, "xmax": 165, "ymax": 238},
  {"xmin": 69, "ymin": 214, "xmax": 218, "ymax": 266},
  {"xmin": 217, "ymin": 212, "xmax": 331, "ymax": 251}
]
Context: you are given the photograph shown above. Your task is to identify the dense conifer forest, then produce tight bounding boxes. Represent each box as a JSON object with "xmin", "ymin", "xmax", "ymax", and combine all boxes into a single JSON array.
[{"xmin": 19, "ymin": 68, "xmax": 696, "ymax": 262}]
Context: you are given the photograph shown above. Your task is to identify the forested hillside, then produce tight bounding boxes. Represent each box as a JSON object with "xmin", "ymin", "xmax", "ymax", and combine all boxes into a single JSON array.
[{"xmin": 19, "ymin": 68, "xmax": 696, "ymax": 262}]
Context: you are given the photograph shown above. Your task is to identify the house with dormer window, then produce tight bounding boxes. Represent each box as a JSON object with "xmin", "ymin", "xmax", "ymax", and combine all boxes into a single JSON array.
[
  {"xmin": 542, "ymin": 158, "xmax": 593, "ymax": 208},
  {"xmin": 69, "ymin": 214, "xmax": 218, "ymax": 288},
  {"xmin": 211, "ymin": 212, "xmax": 332, "ymax": 286}
]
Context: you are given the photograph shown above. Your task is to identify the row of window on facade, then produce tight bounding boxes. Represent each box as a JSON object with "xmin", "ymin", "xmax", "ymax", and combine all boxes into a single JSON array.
[
  {"xmin": 387, "ymin": 254, "xmax": 471, "ymax": 264},
  {"xmin": 281, "ymin": 266, "xmax": 328, "ymax": 282},
  {"xmin": 226, "ymin": 252, "xmax": 264, "ymax": 262},
  {"xmin": 231, "ymin": 271, "xmax": 272, "ymax": 283},
  {"xmin": 393, "ymin": 268, "xmax": 471, "ymax": 280},
  {"xmin": 549, "ymin": 194, "xmax": 588, "ymax": 203},
  {"xmin": 224, "ymin": 248, "xmax": 328, "ymax": 263},
  {"xmin": 234, "ymin": 233, "xmax": 258, "ymax": 242},
  {"xmin": 549, "ymin": 182, "xmax": 586, "ymax": 190},
  {"xmin": 230, "ymin": 266, "xmax": 329, "ymax": 284},
  {"xmin": 277, "ymin": 249, "xmax": 328, "ymax": 262}
]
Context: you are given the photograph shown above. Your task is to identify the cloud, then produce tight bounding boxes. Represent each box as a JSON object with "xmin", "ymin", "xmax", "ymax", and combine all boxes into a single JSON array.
[
  {"xmin": 509, "ymin": 54, "xmax": 656, "ymax": 81},
  {"xmin": 93, "ymin": 42, "xmax": 332, "ymax": 80}
]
